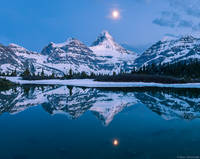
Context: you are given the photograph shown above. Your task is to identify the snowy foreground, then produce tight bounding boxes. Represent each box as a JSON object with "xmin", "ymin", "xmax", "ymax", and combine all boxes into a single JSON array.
[{"xmin": 4, "ymin": 77, "xmax": 200, "ymax": 88}]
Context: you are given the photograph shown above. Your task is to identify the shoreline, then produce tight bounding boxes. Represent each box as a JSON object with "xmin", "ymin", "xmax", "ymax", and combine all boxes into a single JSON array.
[{"xmin": 3, "ymin": 77, "xmax": 200, "ymax": 89}]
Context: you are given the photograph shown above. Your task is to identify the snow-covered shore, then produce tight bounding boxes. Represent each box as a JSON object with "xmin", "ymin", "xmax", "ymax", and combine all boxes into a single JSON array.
[{"xmin": 3, "ymin": 77, "xmax": 200, "ymax": 88}]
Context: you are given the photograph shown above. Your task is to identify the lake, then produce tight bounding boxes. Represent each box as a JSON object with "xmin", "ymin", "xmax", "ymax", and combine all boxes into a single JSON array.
[{"xmin": 0, "ymin": 85, "xmax": 200, "ymax": 159}]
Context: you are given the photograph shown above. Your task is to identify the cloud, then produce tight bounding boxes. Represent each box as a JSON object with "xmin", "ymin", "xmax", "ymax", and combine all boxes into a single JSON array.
[
  {"xmin": 153, "ymin": 0, "xmax": 200, "ymax": 31},
  {"xmin": 169, "ymin": 0, "xmax": 200, "ymax": 17},
  {"xmin": 178, "ymin": 20, "xmax": 193, "ymax": 28},
  {"xmin": 134, "ymin": 0, "xmax": 151, "ymax": 4},
  {"xmin": 153, "ymin": 11, "xmax": 180, "ymax": 28}
]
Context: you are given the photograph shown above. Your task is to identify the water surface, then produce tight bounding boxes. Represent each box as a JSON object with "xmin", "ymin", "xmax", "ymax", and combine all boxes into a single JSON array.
[{"xmin": 0, "ymin": 85, "xmax": 200, "ymax": 159}]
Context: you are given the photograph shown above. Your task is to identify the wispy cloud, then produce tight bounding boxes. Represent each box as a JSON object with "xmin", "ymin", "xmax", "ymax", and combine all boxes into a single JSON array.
[
  {"xmin": 153, "ymin": 0, "xmax": 200, "ymax": 31},
  {"xmin": 169, "ymin": 0, "xmax": 200, "ymax": 17},
  {"xmin": 153, "ymin": 11, "xmax": 180, "ymax": 28}
]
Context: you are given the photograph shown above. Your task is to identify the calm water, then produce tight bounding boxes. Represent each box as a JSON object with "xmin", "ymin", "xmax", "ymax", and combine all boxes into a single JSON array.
[{"xmin": 0, "ymin": 85, "xmax": 200, "ymax": 159}]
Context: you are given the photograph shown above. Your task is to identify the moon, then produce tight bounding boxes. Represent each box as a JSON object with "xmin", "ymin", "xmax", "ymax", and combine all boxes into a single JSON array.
[{"xmin": 111, "ymin": 10, "xmax": 120, "ymax": 19}]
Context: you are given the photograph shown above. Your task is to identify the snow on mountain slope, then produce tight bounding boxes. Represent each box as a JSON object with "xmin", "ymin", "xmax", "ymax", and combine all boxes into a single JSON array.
[
  {"xmin": 134, "ymin": 35, "xmax": 200, "ymax": 68},
  {"xmin": 2, "ymin": 31, "xmax": 200, "ymax": 75},
  {"xmin": 0, "ymin": 44, "xmax": 25, "ymax": 73},
  {"xmin": 90, "ymin": 31, "xmax": 138, "ymax": 73},
  {"xmin": 161, "ymin": 34, "xmax": 180, "ymax": 42},
  {"xmin": 8, "ymin": 43, "xmax": 44, "ymax": 62},
  {"xmin": 41, "ymin": 38, "xmax": 103, "ymax": 74},
  {"xmin": 40, "ymin": 32, "xmax": 137, "ymax": 74},
  {"xmin": 0, "ymin": 31, "xmax": 138, "ymax": 75},
  {"xmin": 90, "ymin": 31, "xmax": 132, "ymax": 55},
  {"xmin": 8, "ymin": 43, "xmax": 64, "ymax": 76}
]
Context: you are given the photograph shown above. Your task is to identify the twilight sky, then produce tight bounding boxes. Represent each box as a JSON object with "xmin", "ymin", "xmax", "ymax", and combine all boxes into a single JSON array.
[{"xmin": 0, "ymin": 0, "xmax": 199, "ymax": 52}]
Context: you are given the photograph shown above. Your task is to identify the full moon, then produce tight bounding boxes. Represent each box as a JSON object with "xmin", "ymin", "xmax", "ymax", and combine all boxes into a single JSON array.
[{"xmin": 112, "ymin": 10, "xmax": 120, "ymax": 19}]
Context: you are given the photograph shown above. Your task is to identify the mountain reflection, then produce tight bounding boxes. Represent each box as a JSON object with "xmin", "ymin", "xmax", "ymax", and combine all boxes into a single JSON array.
[{"xmin": 0, "ymin": 85, "xmax": 200, "ymax": 125}]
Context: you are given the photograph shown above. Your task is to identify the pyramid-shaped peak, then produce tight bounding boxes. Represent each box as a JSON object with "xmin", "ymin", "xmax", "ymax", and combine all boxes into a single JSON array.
[
  {"xmin": 101, "ymin": 31, "xmax": 113, "ymax": 40},
  {"xmin": 91, "ymin": 30, "xmax": 115, "ymax": 47},
  {"xmin": 90, "ymin": 30, "xmax": 135, "ymax": 55}
]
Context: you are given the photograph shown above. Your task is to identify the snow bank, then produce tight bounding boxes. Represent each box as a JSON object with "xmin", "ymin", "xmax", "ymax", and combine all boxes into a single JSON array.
[{"xmin": 4, "ymin": 77, "xmax": 200, "ymax": 88}]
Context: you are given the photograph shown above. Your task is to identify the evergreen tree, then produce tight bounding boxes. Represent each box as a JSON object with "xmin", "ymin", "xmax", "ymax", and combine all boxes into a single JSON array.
[
  {"xmin": 90, "ymin": 72, "xmax": 95, "ymax": 78},
  {"xmin": 51, "ymin": 72, "xmax": 55, "ymax": 79},
  {"xmin": 11, "ymin": 69, "xmax": 17, "ymax": 76},
  {"xmin": 113, "ymin": 71, "xmax": 116, "ymax": 76},
  {"xmin": 22, "ymin": 68, "xmax": 31, "ymax": 77},
  {"xmin": 41, "ymin": 69, "xmax": 45, "ymax": 78},
  {"xmin": 131, "ymin": 59, "xmax": 200, "ymax": 79},
  {"xmin": 37, "ymin": 72, "xmax": 40, "ymax": 77},
  {"xmin": 81, "ymin": 71, "xmax": 87, "ymax": 78},
  {"xmin": 69, "ymin": 68, "xmax": 73, "ymax": 78}
]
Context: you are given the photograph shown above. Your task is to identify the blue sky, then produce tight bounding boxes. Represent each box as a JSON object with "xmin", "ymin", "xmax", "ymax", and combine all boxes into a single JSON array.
[{"xmin": 0, "ymin": 0, "xmax": 199, "ymax": 52}]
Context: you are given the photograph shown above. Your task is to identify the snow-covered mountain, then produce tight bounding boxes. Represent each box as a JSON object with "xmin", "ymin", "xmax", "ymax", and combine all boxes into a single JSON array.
[
  {"xmin": 2, "ymin": 43, "xmax": 64, "ymax": 76},
  {"xmin": 41, "ymin": 38, "xmax": 101, "ymax": 74},
  {"xmin": 90, "ymin": 31, "xmax": 132, "ymax": 55},
  {"xmin": 90, "ymin": 31, "xmax": 137, "ymax": 73},
  {"xmin": 0, "ymin": 44, "xmax": 25, "ymax": 73},
  {"xmin": 2, "ymin": 31, "xmax": 200, "ymax": 74},
  {"xmin": 134, "ymin": 35, "xmax": 200, "ymax": 68},
  {"xmin": 0, "ymin": 31, "xmax": 137, "ymax": 75}
]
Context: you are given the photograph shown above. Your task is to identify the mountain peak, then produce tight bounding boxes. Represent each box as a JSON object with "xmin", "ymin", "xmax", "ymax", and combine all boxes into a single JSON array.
[
  {"xmin": 50, "ymin": 38, "xmax": 83, "ymax": 48},
  {"xmin": 41, "ymin": 37, "xmax": 92, "ymax": 56},
  {"xmin": 90, "ymin": 30, "xmax": 135, "ymax": 55},
  {"xmin": 9, "ymin": 43, "xmax": 21, "ymax": 47},
  {"xmin": 180, "ymin": 35, "xmax": 195, "ymax": 42},
  {"xmin": 101, "ymin": 30, "xmax": 113, "ymax": 40},
  {"xmin": 91, "ymin": 30, "xmax": 114, "ymax": 47},
  {"xmin": 66, "ymin": 37, "xmax": 84, "ymax": 46},
  {"xmin": 8, "ymin": 43, "xmax": 29, "ymax": 52},
  {"xmin": 161, "ymin": 34, "xmax": 179, "ymax": 42}
]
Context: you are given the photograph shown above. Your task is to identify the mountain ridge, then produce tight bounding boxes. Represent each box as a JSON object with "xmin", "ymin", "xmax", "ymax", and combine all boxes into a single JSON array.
[
  {"xmin": 1, "ymin": 31, "xmax": 200, "ymax": 76},
  {"xmin": 0, "ymin": 31, "xmax": 137, "ymax": 76},
  {"xmin": 134, "ymin": 35, "xmax": 200, "ymax": 68}
]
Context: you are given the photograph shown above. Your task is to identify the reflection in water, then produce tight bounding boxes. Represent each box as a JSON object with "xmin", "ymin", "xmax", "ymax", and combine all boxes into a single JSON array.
[
  {"xmin": 1, "ymin": 85, "xmax": 200, "ymax": 159},
  {"xmin": 113, "ymin": 139, "xmax": 119, "ymax": 146},
  {"xmin": 0, "ymin": 85, "xmax": 200, "ymax": 125}
]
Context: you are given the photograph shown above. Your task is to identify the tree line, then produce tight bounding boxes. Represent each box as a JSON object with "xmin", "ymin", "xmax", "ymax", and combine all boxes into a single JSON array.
[
  {"xmin": 20, "ymin": 68, "xmax": 98, "ymax": 80},
  {"xmin": 1, "ymin": 59, "xmax": 200, "ymax": 82},
  {"xmin": 132, "ymin": 59, "xmax": 200, "ymax": 79}
]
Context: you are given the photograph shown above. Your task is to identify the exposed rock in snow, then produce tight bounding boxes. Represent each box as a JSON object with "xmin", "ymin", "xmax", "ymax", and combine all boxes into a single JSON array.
[
  {"xmin": 134, "ymin": 35, "xmax": 200, "ymax": 68},
  {"xmin": 1, "ymin": 31, "xmax": 200, "ymax": 76},
  {"xmin": 91, "ymin": 31, "xmax": 132, "ymax": 54},
  {"xmin": 0, "ymin": 31, "xmax": 137, "ymax": 75}
]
